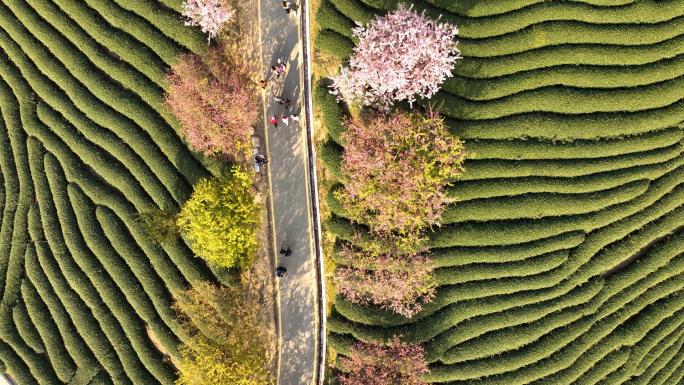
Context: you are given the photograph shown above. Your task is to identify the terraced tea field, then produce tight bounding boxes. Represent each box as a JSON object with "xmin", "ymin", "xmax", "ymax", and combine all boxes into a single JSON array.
[
  {"xmin": 0, "ymin": 0, "xmax": 218, "ymax": 383},
  {"xmin": 315, "ymin": 0, "xmax": 684, "ymax": 383}
]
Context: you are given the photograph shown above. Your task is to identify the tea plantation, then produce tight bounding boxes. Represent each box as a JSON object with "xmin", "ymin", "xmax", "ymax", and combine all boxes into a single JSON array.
[
  {"xmin": 0, "ymin": 0, "xmax": 219, "ymax": 384},
  {"xmin": 316, "ymin": 0, "xmax": 684, "ymax": 383}
]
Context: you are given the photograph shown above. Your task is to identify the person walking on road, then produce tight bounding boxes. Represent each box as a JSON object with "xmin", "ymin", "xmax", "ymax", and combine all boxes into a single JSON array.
[
  {"xmin": 280, "ymin": 247, "xmax": 292, "ymax": 257},
  {"xmin": 276, "ymin": 267, "xmax": 287, "ymax": 278},
  {"xmin": 259, "ymin": 80, "xmax": 267, "ymax": 89},
  {"xmin": 290, "ymin": 2, "xmax": 299, "ymax": 15},
  {"xmin": 282, "ymin": 115, "xmax": 289, "ymax": 126},
  {"xmin": 271, "ymin": 65, "xmax": 279, "ymax": 78},
  {"xmin": 272, "ymin": 91, "xmax": 283, "ymax": 105},
  {"xmin": 277, "ymin": 58, "xmax": 286, "ymax": 74},
  {"xmin": 281, "ymin": 1, "xmax": 290, "ymax": 14},
  {"xmin": 282, "ymin": 98, "xmax": 291, "ymax": 109},
  {"xmin": 269, "ymin": 115, "xmax": 278, "ymax": 128},
  {"xmin": 290, "ymin": 114, "xmax": 300, "ymax": 124}
]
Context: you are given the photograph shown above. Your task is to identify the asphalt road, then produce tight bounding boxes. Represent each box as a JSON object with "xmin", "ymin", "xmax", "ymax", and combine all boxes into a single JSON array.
[{"xmin": 258, "ymin": 1, "xmax": 317, "ymax": 384}]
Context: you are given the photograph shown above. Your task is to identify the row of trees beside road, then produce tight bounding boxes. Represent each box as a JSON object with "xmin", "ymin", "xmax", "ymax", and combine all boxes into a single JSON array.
[
  {"xmin": 323, "ymin": 4, "xmax": 469, "ymax": 385},
  {"xmin": 139, "ymin": 1, "xmax": 272, "ymax": 384}
]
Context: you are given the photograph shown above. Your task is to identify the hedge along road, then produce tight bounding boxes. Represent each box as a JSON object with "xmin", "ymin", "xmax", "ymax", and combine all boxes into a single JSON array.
[{"xmin": 258, "ymin": 0, "xmax": 322, "ymax": 383}]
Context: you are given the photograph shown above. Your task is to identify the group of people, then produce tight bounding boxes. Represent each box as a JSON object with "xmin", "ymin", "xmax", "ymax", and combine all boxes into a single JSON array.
[
  {"xmin": 276, "ymin": 246, "xmax": 292, "ymax": 278},
  {"xmin": 269, "ymin": 113, "xmax": 299, "ymax": 128},
  {"xmin": 259, "ymin": 57, "xmax": 300, "ymax": 128}
]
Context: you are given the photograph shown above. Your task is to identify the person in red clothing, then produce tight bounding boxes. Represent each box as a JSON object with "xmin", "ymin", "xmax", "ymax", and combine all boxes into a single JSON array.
[{"xmin": 269, "ymin": 115, "xmax": 278, "ymax": 128}]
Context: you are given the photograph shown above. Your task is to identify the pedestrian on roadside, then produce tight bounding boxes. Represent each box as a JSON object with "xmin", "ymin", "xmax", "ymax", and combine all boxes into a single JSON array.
[
  {"xmin": 289, "ymin": 1, "xmax": 299, "ymax": 15},
  {"xmin": 254, "ymin": 154, "xmax": 268, "ymax": 165},
  {"xmin": 276, "ymin": 266, "xmax": 287, "ymax": 277},
  {"xmin": 282, "ymin": 114, "xmax": 289, "ymax": 126},
  {"xmin": 269, "ymin": 115, "xmax": 278, "ymax": 128},
  {"xmin": 271, "ymin": 65, "xmax": 279, "ymax": 78},
  {"xmin": 290, "ymin": 114, "xmax": 300, "ymax": 124},
  {"xmin": 280, "ymin": 247, "xmax": 292, "ymax": 257},
  {"xmin": 282, "ymin": 98, "xmax": 291, "ymax": 109},
  {"xmin": 259, "ymin": 80, "xmax": 267, "ymax": 89},
  {"xmin": 281, "ymin": 1, "xmax": 290, "ymax": 14}
]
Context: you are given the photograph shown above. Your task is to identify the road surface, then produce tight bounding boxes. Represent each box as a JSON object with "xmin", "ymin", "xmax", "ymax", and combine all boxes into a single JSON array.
[{"xmin": 257, "ymin": 1, "xmax": 318, "ymax": 384}]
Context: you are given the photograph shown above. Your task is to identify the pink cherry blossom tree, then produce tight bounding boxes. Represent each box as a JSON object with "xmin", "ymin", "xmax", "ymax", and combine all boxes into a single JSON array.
[
  {"xmin": 164, "ymin": 46, "xmax": 259, "ymax": 160},
  {"xmin": 182, "ymin": 0, "xmax": 236, "ymax": 43},
  {"xmin": 330, "ymin": 3, "xmax": 461, "ymax": 109},
  {"xmin": 337, "ymin": 337, "xmax": 429, "ymax": 385},
  {"xmin": 336, "ymin": 109, "xmax": 467, "ymax": 250},
  {"xmin": 335, "ymin": 243, "xmax": 437, "ymax": 318}
]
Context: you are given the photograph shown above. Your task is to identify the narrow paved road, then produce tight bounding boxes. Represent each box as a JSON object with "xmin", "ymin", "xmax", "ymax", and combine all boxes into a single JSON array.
[{"xmin": 257, "ymin": 1, "xmax": 318, "ymax": 384}]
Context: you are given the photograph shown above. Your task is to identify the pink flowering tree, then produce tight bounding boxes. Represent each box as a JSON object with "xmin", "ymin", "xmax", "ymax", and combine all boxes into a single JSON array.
[
  {"xmin": 330, "ymin": 3, "xmax": 460, "ymax": 109},
  {"xmin": 164, "ymin": 46, "xmax": 259, "ymax": 160},
  {"xmin": 182, "ymin": 0, "xmax": 236, "ymax": 43},
  {"xmin": 337, "ymin": 337, "xmax": 429, "ymax": 385},
  {"xmin": 335, "ymin": 243, "xmax": 437, "ymax": 318},
  {"xmin": 336, "ymin": 109, "xmax": 467, "ymax": 251}
]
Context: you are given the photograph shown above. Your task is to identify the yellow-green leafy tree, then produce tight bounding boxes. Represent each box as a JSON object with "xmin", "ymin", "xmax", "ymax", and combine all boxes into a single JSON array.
[
  {"xmin": 173, "ymin": 282, "xmax": 271, "ymax": 385},
  {"xmin": 177, "ymin": 166, "xmax": 261, "ymax": 269}
]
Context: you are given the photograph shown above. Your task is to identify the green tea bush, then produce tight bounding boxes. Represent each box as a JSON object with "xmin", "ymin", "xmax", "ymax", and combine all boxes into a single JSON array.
[
  {"xmin": 319, "ymin": 139, "xmax": 344, "ymax": 180},
  {"xmin": 20, "ymin": 279, "xmax": 78, "ymax": 381},
  {"xmin": 314, "ymin": 85, "xmax": 347, "ymax": 144},
  {"xmin": 433, "ymin": 249, "xmax": 568, "ymax": 285},
  {"xmin": 12, "ymin": 303, "xmax": 45, "ymax": 355},
  {"xmin": 457, "ymin": 17, "xmax": 684, "ymax": 58},
  {"xmin": 466, "ymin": 128, "xmax": 683, "ymax": 160},
  {"xmin": 424, "ymin": 0, "xmax": 648, "ymax": 18},
  {"xmin": 90, "ymin": 371, "xmax": 115, "ymax": 385},
  {"xmin": 330, "ymin": 0, "xmax": 377, "ymax": 24},
  {"xmin": 441, "ymin": 179, "xmax": 649, "ymax": 222},
  {"xmin": 316, "ymin": 0, "xmax": 355, "ymax": 39},
  {"xmin": 421, "ymin": 281, "xmax": 603, "ymax": 362},
  {"xmin": 428, "ymin": 0, "xmax": 684, "ymax": 37},
  {"xmin": 440, "ymin": 301, "xmax": 595, "ymax": 364},
  {"xmin": 634, "ymin": 313, "xmax": 684, "ymax": 377},
  {"xmin": 632, "ymin": 334, "xmax": 684, "ymax": 385},
  {"xmin": 427, "ymin": 231, "xmax": 584, "ymax": 268},
  {"xmin": 96, "ymin": 205, "xmax": 187, "ymax": 297},
  {"xmin": 68, "ymin": 184, "xmax": 180, "ymax": 354},
  {"xmin": 454, "ymin": 36, "xmax": 684, "ymax": 79},
  {"xmin": 22, "ymin": 0, "xmax": 167, "ymax": 109},
  {"xmin": 0, "ymin": 340, "xmax": 39, "ymax": 385},
  {"xmin": 82, "ymin": 0, "xmax": 184, "ymax": 63},
  {"xmin": 432, "ymin": 80, "xmax": 684, "ymax": 120},
  {"xmin": 110, "ymin": 0, "xmax": 207, "ymax": 54},
  {"xmin": 35, "ymin": 103, "xmax": 175, "ymax": 209},
  {"xmin": 426, "ymin": 277, "xmax": 684, "ymax": 383},
  {"xmin": 65, "ymin": 366, "xmax": 101, "ymax": 385},
  {"xmin": 44, "ymin": 156, "xmax": 169, "ymax": 385},
  {"xmin": 448, "ymin": 103, "xmax": 684, "ymax": 141},
  {"xmin": 0, "ymin": 27, "xmax": 199, "ymax": 203},
  {"xmin": 23, "ymin": 105, "xmax": 157, "ymax": 212},
  {"xmin": 0, "ymin": 3, "xmax": 207, "ymax": 190},
  {"xmin": 451, "ymin": 154, "xmax": 684, "ymax": 202},
  {"xmin": 446, "ymin": 56, "xmax": 684, "ymax": 100},
  {"xmin": 315, "ymin": 29, "xmax": 354, "ymax": 60},
  {"xmin": 26, "ymin": 216, "xmax": 131, "ymax": 384},
  {"xmin": 36, "ymin": 0, "xmax": 167, "ymax": 87}
]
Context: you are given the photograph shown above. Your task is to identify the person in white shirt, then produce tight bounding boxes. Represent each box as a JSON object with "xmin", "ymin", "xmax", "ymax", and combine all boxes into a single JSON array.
[
  {"xmin": 282, "ymin": 115, "xmax": 289, "ymax": 126},
  {"xmin": 290, "ymin": 114, "xmax": 300, "ymax": 124}
]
